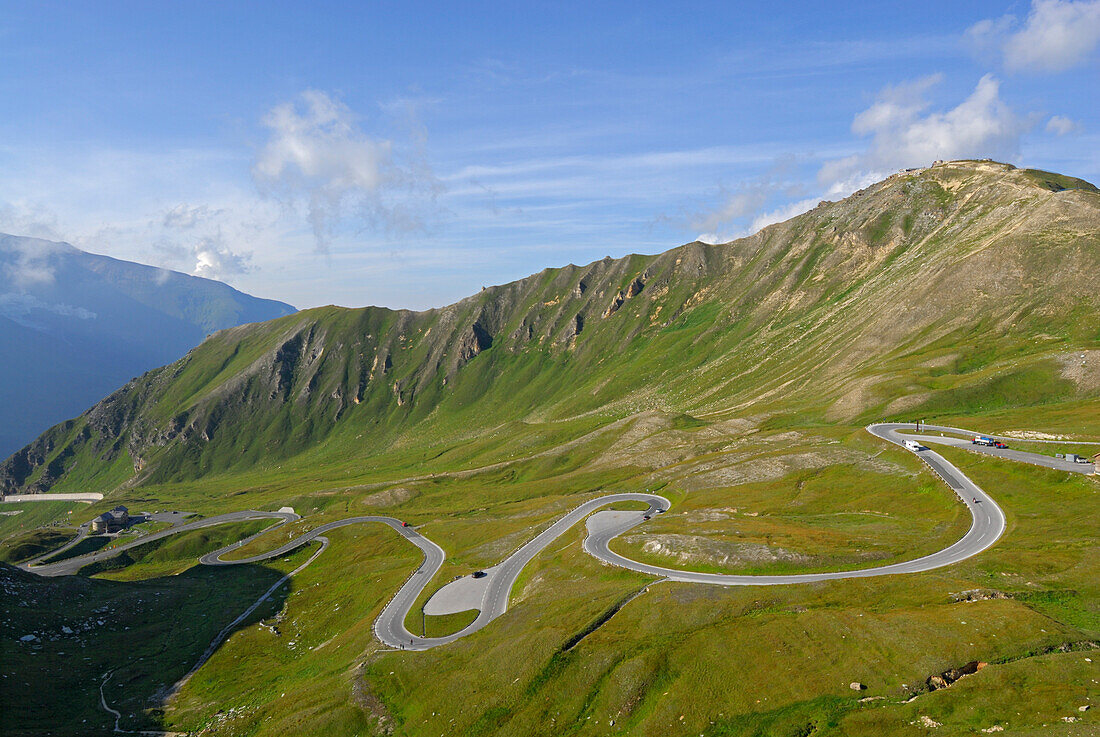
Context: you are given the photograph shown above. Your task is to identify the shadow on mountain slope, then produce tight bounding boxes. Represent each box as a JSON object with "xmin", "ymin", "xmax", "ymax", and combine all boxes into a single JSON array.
[{"xmin": 0, "ymin": 558, "xmax": 297, "ymax": 736}]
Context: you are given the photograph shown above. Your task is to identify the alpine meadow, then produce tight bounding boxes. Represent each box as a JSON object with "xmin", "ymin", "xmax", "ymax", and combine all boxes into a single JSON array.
[
  {"xmin": 3, "ymin": 3, "xmax": 1100, "ymax": 736},
  {"xmin": 3, "ymin": 161, "xmax": 1099, "ymax": 736}
]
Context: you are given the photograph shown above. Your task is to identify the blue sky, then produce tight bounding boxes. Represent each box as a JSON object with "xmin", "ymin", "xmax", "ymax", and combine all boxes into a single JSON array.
[{"xmin": 1, "ymin": 1, "xmax": 1098, "ymax": 309}]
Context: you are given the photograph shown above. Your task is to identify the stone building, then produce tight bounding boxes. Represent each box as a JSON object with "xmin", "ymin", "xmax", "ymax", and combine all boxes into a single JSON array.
[{"xmin": 90, "ymin": 505, "xmax": 129, "ymax": 534}]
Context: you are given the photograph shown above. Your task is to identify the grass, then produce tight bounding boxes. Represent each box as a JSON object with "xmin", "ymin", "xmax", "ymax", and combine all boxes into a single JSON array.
[
  {"xmin": 0, "ymin": 500, "xmax": 81, "ymax": 540},
  {"xmin": 421, "ymin": 609, "xmax": 479, "ymax": 638},
  {"xmin": 0, "ymin": 527, "xmax": 76, "ymax": 564},
  {"xmin": 82, "ymin": 519, "xmax": 277, "ymax": 580},
  {"xmin": 2, "ymin": 162, "xmax": 1098, "ymax": 735},
  {"xmin": 0, "ymin": 544, "xmax": 315, "ymax": 736},
  {"xmin": 4, "ymin": 406, "xmax": 1098, "ymax": 736},
  {"xmin": 4, "ymin": 404, "xmax": 1098, "ymax": 736},
  {"xmin": 149, "ymin": 426, "xmax": 1095, "ymax": 737},
  {"xmin": 610, "ymin": 433, "xmax": 970, "ymax": 576},
  {"xmin": 39, "ymin": 534, "xmax": 109, "ymax": 563}
]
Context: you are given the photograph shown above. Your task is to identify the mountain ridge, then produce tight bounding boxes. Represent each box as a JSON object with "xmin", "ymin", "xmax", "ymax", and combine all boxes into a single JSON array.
[
  {"xmin": 3, "ymin": 160, "xmax": 1098, "ymax": 496},
  {"xmin": 0, "ymin": 235, "xmax": 296, "ymax": 458}
]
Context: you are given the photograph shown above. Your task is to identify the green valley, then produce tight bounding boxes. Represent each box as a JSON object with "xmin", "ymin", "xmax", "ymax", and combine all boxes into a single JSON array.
[{"xmin": 2, "ymin": 161, "xmax": 1098, "ymax": 736}]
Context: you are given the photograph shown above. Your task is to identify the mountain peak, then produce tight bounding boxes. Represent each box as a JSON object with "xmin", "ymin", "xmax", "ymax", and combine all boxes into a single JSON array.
[{"xmin": 3, "ymin": 163, "xmax": 1098, "ymax": 494}]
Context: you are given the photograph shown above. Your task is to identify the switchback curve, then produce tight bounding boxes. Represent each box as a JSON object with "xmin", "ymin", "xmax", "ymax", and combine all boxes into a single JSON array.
[{"xmin": 23, "ymin": 423, "xmax": 1015, "ymax": 652}]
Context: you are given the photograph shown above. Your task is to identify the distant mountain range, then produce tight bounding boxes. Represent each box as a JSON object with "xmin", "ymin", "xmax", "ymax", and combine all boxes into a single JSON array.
[{"xmin": 0, "ymin": 234, "xmax": 295, "ymax": 458}]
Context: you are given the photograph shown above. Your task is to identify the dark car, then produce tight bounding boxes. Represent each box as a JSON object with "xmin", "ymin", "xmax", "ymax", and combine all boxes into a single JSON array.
[{"xmin": 472, "ymin": 570, "xmax": 487, "ymax": 578}]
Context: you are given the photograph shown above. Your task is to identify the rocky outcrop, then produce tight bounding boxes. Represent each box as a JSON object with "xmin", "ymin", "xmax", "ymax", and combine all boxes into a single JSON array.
[
  {"xmin": 457, "ymin": 321, "xmax": 493, "ymax": 364},
  {"xmin": 926, "ymin": 660, "xmax": 986, "ymax": 691}
]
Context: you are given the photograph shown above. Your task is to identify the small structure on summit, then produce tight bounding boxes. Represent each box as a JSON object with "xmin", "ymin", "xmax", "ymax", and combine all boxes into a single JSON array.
[{"xmin": 90, "ymin": 505, "xmax": 129, "ymax": 534}]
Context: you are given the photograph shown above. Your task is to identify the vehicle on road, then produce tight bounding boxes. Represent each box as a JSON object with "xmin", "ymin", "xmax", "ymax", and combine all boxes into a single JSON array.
[
  {"xmin": 401, "ymin": 521, "xmax": 410, "ymax": 527},
  {"xmin": 972, "ymin": 436, "xmax": 995, "ymax": 446},
  {"xmin": 993, "ymin": 441, "xmax": 1007, "ymax": 449},
  {"xmin": 643, "ymin": 515, "xmax": 651, "ymax": 520},
  {"xmin": 903, "ymin": 440, "xmax": 922, "ymax": 451},
  {"xmin": 656, "ymin": 508, "xmax": 665, "ymax": 514},
  {"xmin": 471, "ymin": 570, "xmax": 487, "ymax": 578}
]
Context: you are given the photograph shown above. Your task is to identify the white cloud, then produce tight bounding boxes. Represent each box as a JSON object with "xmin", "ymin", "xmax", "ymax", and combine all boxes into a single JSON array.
[
  {"xmin": 190, "ymin": 235, "xmax": 251, "ymax": 280},
  {"xmin": 818, "ymin": 74, "xmax": 1028, "ymax": 197},
  {"xmin": 253, "ymin": 90, "xmax": 440, "ymax": 252},
  {"xmin": 692, "ymin": 188, "xmax": 770, "ymax": 236},
  {"xmin": 162, "ymin": 203, "xmax": 221, "ymax": 229},
  {"xmin": 1046, "ymin": 115, "xmax": 1083, "ymax": 134},
  {"xmin": 964, "ymin": 14, "xmax": 1017, "ymax": 60},
  {"xmin": 0, "ymin": 293, "xmax": 96, "ymax": 323},
  {"xmin": 968, "ymin": 0, "xmax": 1100, "ymax": 72},
  {"xmin": 749, "ymin": 197, "xmax": 822, "ymax": 233},
  {"xmin": 1006, "ymin": 0, "xmax": 1100, "ymax": 71},
  {"xmin": 0, "ymin": 200, "xmax": 63, "ymax": 241},
  {"xmin": 0, "ymin": 233, "xmax": 68, "ymax": 287}
]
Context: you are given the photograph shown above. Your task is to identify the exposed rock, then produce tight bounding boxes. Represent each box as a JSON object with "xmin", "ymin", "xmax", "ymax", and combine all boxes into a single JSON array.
[
  {"xmin": 603, "ymin": 290, "xmax": 626, "ymax": 318},
  {"xmin": 560, "ymin": 313, "xmax": 584, "ymax": 344},
  {"xmin": 361, "ymin": 486, "xmax": 417, "ymax": 508},
  {"xmin": 635, "ymin": 534, "xmax": 809, "ymax": 567},
  {"xmin": 952, "ymin": 589, "xmax": 1009, "ymax": 602},
  {"xmin": 926, "ymin": 660, "xmax": 985, "ymax": 691},
  {"xmin": 457, "ymin": 321, "xmax": 493, "ymax": 363}
]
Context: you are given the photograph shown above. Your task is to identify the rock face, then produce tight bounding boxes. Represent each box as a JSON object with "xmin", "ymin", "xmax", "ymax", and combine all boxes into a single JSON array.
[
  {"xmin": 927, "ymin": 660, "xmax": 986, "ymax": 691},
  {"xmin": 3, "ymin": 161, "xmax": 1099, "ymax": 495},
  {"xmin": 458, "ymin": 321, "xmax": 493, "ymax": 364}
]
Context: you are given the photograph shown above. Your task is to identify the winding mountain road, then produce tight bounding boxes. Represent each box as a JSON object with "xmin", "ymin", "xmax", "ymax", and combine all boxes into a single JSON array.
[{"xmin": 23, "ymin": 423, "xmax": 1058, "ymax": 652}]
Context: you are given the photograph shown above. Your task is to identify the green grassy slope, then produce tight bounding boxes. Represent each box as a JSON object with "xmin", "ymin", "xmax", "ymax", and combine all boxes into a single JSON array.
[
  {"xmin": 3, "ymin": 160, "xmax": 1099, "ymax": 736},
  {"xmin": 3, "ymin": 161, "xmax": 1098, "ymax": 501}
]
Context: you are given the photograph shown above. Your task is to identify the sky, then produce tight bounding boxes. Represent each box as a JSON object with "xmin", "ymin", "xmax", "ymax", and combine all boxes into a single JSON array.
[{"xmin": 1, "ymin": 0, "xmax": 1098, "ymax": 310}]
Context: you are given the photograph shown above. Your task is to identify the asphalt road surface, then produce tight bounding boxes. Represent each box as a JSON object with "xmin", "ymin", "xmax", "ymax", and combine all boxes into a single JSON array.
[
  {"xmin": 583, "ymin": 423, "xmax": 1006, "ymax": 585},
  {"xmin": 24, "ymin": 509, "xmax": 299, "ymax": 577},
  {"xmin": 22, "ymin": 422, "xmax": 1059, "ymax": 651},
  {"xmin": 900, "ymin": 425, "xmax": 1095, "ymax": 474}
]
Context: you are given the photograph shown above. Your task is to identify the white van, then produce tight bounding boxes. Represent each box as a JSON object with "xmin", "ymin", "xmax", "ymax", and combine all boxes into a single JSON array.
[{"xmin": 904, "ymin": 440, "xmax": 922, "ymax": 451}]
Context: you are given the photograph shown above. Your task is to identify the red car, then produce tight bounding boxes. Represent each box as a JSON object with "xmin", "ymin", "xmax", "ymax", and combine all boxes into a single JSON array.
[
  {"xmin": 401, "ymin": 521, "xmax": 410, "ymax": 527},
  {"xmin": 993, "ymin": 441, "xmax": 1007, "ymax": 449}
]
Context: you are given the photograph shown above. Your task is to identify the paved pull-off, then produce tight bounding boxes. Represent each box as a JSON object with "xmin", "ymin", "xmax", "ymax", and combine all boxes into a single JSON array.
[{"xmin": 23, "ymin": 423, "xmax": 1022, "ymax": 651}]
